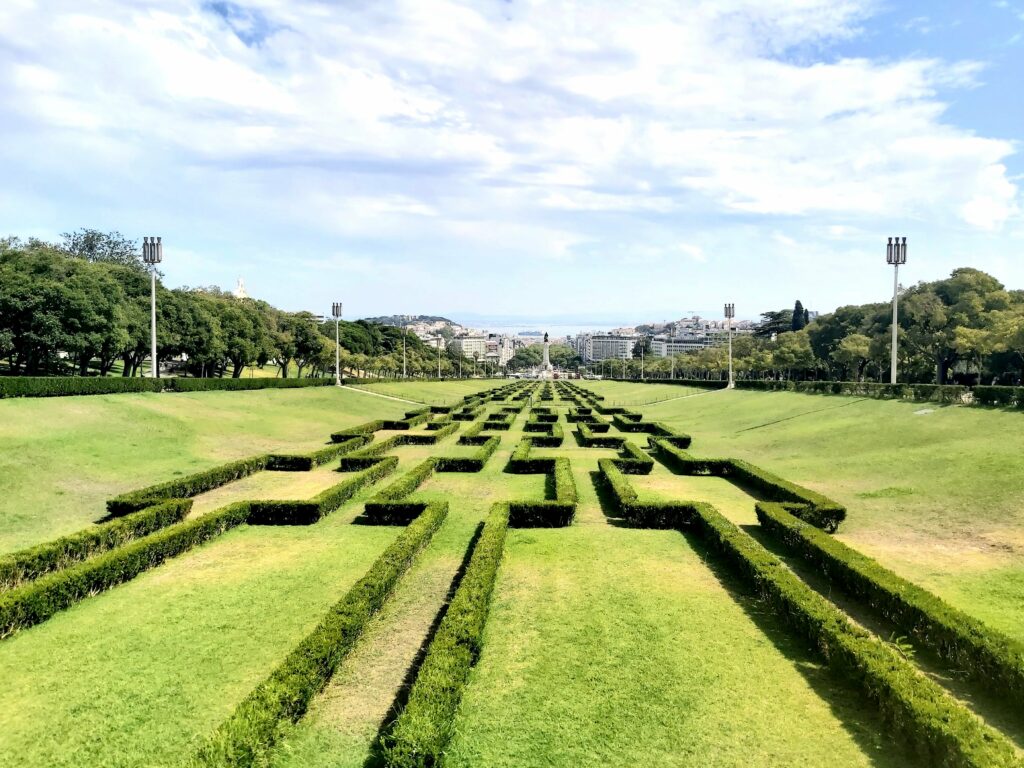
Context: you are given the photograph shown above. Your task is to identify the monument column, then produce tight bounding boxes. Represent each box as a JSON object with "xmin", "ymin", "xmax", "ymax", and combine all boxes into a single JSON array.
[{"xmin": 542, "ymin": 332, "xmax": 552, "ymax": 375}]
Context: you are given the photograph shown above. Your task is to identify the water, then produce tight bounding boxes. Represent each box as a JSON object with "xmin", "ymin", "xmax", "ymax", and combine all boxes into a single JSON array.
[{"xmin": 475, "ymin": 323, "xmax": 627, "ymax": 340}]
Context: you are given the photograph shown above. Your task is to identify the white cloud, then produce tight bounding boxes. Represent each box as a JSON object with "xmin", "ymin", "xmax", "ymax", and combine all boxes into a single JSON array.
[{"xmin": 0, "ymin": 0, "xmax": 1020, "ymax": 315}]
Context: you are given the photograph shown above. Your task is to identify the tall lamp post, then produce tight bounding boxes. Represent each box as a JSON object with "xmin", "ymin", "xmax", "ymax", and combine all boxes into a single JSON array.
[
  {"xmin": 886, "ymin": 237, "xmax": 907, "ymax": 384},
  {"xmin": 332, "ymin": 302, "xmax": 343, "ymax": 386},
  {"xmin": 142, "ymin": 237, "xmax": 163, "ymax": 378},
  {"xmin": 437, "ymin": 339, "xmax": 442, "ymax": 379},
  {"xmin": 724, "ymin": 303, "xmax": 735, "ymax": 388},
  {"xmin": 402, "ymin": 327, "xmax": 407, "ymax": 378}
]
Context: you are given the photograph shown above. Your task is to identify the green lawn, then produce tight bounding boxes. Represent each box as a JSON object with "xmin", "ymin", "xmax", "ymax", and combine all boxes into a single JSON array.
[
  {"xmin": 347, "ymin": 379, "xmax": 504, "ymax": 404},
  {"xmin": 2, "ymin": 380, "xmax": 1020, "ymax": 766},
  {"xmin": 0, "ymin": 387, "xmax": 409, "ymax": 554},
  {"xmin": 630, "ymin": 386, "xmax": 1024, "ymax": 643}
]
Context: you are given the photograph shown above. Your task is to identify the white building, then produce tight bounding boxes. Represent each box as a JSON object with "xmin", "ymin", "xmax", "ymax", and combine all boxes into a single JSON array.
[
  {"xmin": 586, "ymin": 335, "xmax": 636, "ymax": 361},
  {"xmin": 449, "ymin": 335, "xmax": 488, "ymax": 359}
]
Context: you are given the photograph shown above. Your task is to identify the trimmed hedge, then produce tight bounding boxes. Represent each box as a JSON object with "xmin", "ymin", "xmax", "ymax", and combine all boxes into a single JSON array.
[
  {"xmin": 106, "ymin": 454, "xmax": 270, "ymax": 516},
  {"xmin": 973, "ymin": 386, "xmax": 1024, "ymax": 408},
  {"xmin": 330, "ymin": 421, "xmax": 386, "ymax": 442},
  {"xmin": 649, "ymin": 440, "xmax": 845, "ymax": 532},
  {"xmin": 598, "ymin": 458, "xmax": 694, "ymax": 529},
  {"xmin": 435, "ymin": 436, "xmax": 500, "ymax": 472},
  {"xmin": 734, "ymin": 379, "xmax": 970, "ymax": 404},
  {"xmin": 196, "ymin": 503, "xmax": 448, "ymax": 767},
  {"xmin": 690, "ymin": 502, "xmax": 1019, "ymax": 768},
  {"xmin": 266, "ymin": 436, "xmax": 370, "ymax": 471},
  {"xmin": 0, "ymin": 375, "xmax": 330, "ymax": 400},
  {"xmin": 576, "ymin": 422, "xmax": 623, "ymax": 448},
  {"xmin": 381, "ymin": 503, "xmax": 507, "ymax": 768},
  {"xmin": 757, "ymin": 502, "xmax": 1024, "ymax": 714},
  {"xmin": 614, "ymin": 441, "xmax": 654, "ymax": 474},
  {"xmin": 249, "ymin": 457, "xmax": 397, "ymax": 525},
  {"xmin": 0, "ymin": 501, "xmax": 252, "ymax": 638},
  {"xmin": 0, "ymin": 499, "xmax": 192, "ymax": 592}
]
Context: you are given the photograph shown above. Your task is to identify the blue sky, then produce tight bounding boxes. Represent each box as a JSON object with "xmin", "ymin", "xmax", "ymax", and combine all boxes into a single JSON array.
[{"xmin": 1, "ymin": 0, "xmax": 1022, "ymax": 323}]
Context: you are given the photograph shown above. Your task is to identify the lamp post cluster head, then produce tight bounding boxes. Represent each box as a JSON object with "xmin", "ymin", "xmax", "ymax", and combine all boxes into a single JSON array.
[
  {"xmin": 886, "ymin": 236, "xmax": 907, "ymax": 266},
  {"xmin": 142, "ymin": 236, "xmax": 163, "ymax": 266},
  {"xmin": 332, "ymin": 302, "xmax": 343, "ymax": 319},
  {"xmin": 724, "ymin": 302, "xmax": 735, "ymax": 320}
]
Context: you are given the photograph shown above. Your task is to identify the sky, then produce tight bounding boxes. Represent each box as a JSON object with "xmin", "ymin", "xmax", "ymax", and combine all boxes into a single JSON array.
[{"xmin": 1, "ymin": 0, "xmax": 1022, "ymax": 324}]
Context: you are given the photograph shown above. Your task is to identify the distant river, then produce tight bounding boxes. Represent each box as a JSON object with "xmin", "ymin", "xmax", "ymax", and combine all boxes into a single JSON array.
[{"xmin": 479, "ymin": 323, "xmax": 626, "ymax": 339}]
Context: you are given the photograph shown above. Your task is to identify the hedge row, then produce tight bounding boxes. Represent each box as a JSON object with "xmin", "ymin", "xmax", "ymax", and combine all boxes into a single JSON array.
[
  {"xmin": 690, "ymin": 502, "xmax": 1019, "ymax": 768},
  {"xmin": 526, "ymin": 421, "xmax": 564, "ymax": 448},
  {"xmin": 0, "ymin": 499, "xmax": 192, "ymax": 592},
  {"xmin": 757, "ymin": 502, "xmax": 1024, "ymax": 714},
  {"xmin": 734, "ymin": 379, "xmax": 970, "ymax": 404},
  {"xmin": 576, "ymin": 422, "xmax": 623, "ymax": 448},
  {"xmin": 266, "ymin": 436, "xmax": 370, "ymax": 471},
  {"xmin": 610, "ymin": 414, "xmax": 674, "ymax": 436},
  {"xmin": 249, "ymin": 458, "xmax": 398, "ymax": 525},
  {"xmin": 0, "ymin": 375, "xmax": 332, "ymax": 399},
  {"xmin": 0, "ymin": 501, "xmax": 252, "ymax": 638},
  {"xmin": 650, "ymin": 439, "xmax": 846, "ymax": 532},
  {"xmin": 598, "ymin": 458, "xmax": 695, "ymax": 529},
  {"xmin": 196, "ymin": 502, "xmax": 448, "ymax": 767},
  {"xmin": 973, "ymin": 386, "xmax": 1024, "ymax": 408},
  {"xmin": 436, "ymin": 436, "xmax": 501, "ymax": 473},
  {"xmin": 614, "ymin": 441, "xmax": 654, "ymax": 474},
  {"xmin": 381, "ymin": 503, "xmax": 507, "ymax": 767},
  {"xmin": 107, "ymin": 454, "xmax": 271, "ymax": 515}
]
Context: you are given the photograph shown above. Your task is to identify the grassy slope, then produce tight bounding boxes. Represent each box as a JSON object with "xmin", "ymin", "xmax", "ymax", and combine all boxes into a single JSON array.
[
  {"xmin": 443, "ymin": 418, "xmax": 899, "ymax": 768},
  {"xmin": 268, "ymin": 405, "xmax": 900, "ymax": 768},
  {"xmin": 627, "ymin": 386, "xmax": 1024, "ymax": 642},
  {"xmin": 570, "ymin": 380, "xmax": 706, "ymax": 404},
  {"xmin": 0, "ymin": 387, "xmax": 409, "ymax": 554},
  {"xmin": 347, "ymin": 379, "xmax": 502, "ymax": 404}
]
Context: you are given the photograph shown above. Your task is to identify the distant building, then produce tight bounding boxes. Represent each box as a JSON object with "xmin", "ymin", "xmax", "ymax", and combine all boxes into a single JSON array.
[
  {"xmin": 449, "ymin": 335, "xmax": 488, "ymax": 359},
  {"xmin": 586, "ymin": 335, "xmax": 636, "ymax": 361},
  {"xmin": 233, "ymin": 278, "xmax": 248, "ymax": 299}
]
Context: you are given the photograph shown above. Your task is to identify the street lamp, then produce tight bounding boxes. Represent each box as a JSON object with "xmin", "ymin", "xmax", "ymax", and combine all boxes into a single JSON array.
[
  {"xmin": 437, "ymin": 338, "xmax": 442, "ymax": 379},
  {"xmin": 724, "ymin": 303, "xmax": 735, "ymax": 389},
  {"xmin": 142, "ymin": 237, "xmax": 163, "ymax": 378},
  {"xmin": 886, "ymin": 237, "xmax": 907, "ymax": 384},
  {"xmin": 402, "ymin": 326, "xmax": 407, "ymax": 378},
  {"xmin": 332, "ymin": 302, "xmax": 343, "ymax": 386}
]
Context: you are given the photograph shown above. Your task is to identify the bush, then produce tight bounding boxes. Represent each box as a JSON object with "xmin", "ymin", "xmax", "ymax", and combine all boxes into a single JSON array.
[
  {"xmin": 648, "ymin": 440, "xmax": 845, "ymax": 531},
  {"xmin": 0, "ymin": 502, "xmax": 252, "ymax": 638},
  {"xmin": 734, "ymin": 380, "xmax": 970, "ymax": 404},
  {"xmin": 381, "ymin": 504, "xmax": 508, "ymax": 768},
  {"xmin": 250, "ymin": 457, "xmax": 398, "ymax": 525},
  {"xmin": 690, "ymin": 502, "xmax": 1019, "ymax": 768},
  {"xmin": 973, "ymin": 386, "xmax": 1023, "ymax": 408},
  {"xmin": 107, "ymin": 454, "xmax": 271, "ymax": 516},
  {"xmin": 330, "ymin": 421, "xmax": 386, "ymax": 442},
  {"xmin": 598, "ymin": 458, "xmax": 695, "ymax": 529},
  {"xmin": 363, "ymin": 459, "xmax": 437, "ymax": 523},
  {"xmin": 0, "ymin": 499, "xmax": 192, "ymax": 591},
  {"xmin": 576, "ymin": 423, "xmax": 622, "ymax": 448},
  {"xmin": 266, "ymin": 436, "xmax": 370, "ymax": 471},
  {"xmin": 196, "ymin": 503, "xmax": 447, "ymax": 767},
  {"xmin": 436, "ymin": 437, "xmax": 500, "ymax": 472},
  {"xmin": 168, "ymin": 377, "xmax": 331, "ymax": 393},
  {"xmin": 614, "ymin": 441, "xmax": 654, "ymax": 474},
  {"xmin": 757, "ymin": 502, "xmax": 1024, "ymax": 712},
  {"xmin": 0, "ymin": 376, "xmax": 163, "ymax": 398}
]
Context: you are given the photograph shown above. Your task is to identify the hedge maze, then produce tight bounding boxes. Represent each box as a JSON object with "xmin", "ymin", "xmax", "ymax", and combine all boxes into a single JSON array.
[{"xmin": 3, "ymin": 378, "xmax": 1023, "ymax": 767}]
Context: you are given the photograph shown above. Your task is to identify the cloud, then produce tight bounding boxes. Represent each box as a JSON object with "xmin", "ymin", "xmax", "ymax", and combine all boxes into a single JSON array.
[{"xmin": 0, "ymin": 0, "xmax": 1020, "ymax": 316}]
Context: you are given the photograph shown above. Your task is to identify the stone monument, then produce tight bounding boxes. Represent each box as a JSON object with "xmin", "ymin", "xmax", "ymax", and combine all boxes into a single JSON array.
[{"xmin": 541, "ymin": 332, "xmax": 553, "ymax": 378}]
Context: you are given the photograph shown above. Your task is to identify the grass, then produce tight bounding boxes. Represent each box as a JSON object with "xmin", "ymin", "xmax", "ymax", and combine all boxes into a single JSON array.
[
  {"xmin": 0, "ymin": 387, "xmax": 409, "ymax": 554},
  {"xmin": 347, "ymin": 379, "xmax": 509, "ymax": 404},
  {"xmin": 630, "ymin": 386, "xmax": 1024, "ymax": 643},
  {"xmin": 572, "ymin": 379, "xmax": 708, "ymax": 404},
  {"xmin": 4, "ymin": 380, "xmax": 1021, "ymax": 766},
  {"xmin": 442, "ymin": 469, "xmax": 900, "ymax": 767}
]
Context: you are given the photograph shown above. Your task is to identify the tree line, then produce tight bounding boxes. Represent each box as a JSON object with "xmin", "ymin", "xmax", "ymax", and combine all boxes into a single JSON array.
[
  {"xmin": 0, "ymin": 232, "xmax": 469, "ymax": 378},
  {"xmin": 607, "ymin": 268, "xmax": 1024, "ymax": 385}
]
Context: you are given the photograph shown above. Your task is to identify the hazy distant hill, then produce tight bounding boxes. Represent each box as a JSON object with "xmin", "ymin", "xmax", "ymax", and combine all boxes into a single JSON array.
[{"xmin": 361, "ymin": 314, "xmax": 458, "ymax": 327}]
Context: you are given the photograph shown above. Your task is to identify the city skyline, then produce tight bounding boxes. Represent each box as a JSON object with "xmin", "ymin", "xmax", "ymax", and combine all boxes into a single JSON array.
[{"xmin": 1, "ymin": 1, "xmax": 1022, "ymax": 318}]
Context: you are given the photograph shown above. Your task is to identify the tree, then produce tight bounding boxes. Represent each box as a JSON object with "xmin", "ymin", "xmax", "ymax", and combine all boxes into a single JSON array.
[
  {"xmin": 754, "ymin": 309, "xmax": 793, "ymax": 338},
  {"xmin": 831, "ymin": 333, "xmax": 872, "ymax": 381},
  {"xmin": 792, "ymin": 300, "xmax": 807, "ymax": 331},
  {"xmin": 60, "ymin": 229, "xmax": 144, "ymax": 271}
]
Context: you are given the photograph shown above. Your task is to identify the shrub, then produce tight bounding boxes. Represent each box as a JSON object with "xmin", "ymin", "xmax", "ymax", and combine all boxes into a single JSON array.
[
  {"xmin": 614, "ymin": 441, "xmax": 654, "ymax": 474},
  {"xmin": 381, "ymin": 504, "xmax": 508, "ymax": 768},
  {"xmin": 330, "ymin": 421, "xmax": 386, "ymax": 442},
  {"xmin": 0, "ymin": 502, "xmax": 251, "ymax": 638},
  {"xmin": 168, "ymin": 377, "xmax": 331, "ymax": 393},
  {"xmin": 576, "ymin": 423, "xmax": 623, "ymax": 448},
  {"xmin": 250, "ymin": 457, "xmax": 398, "ymax": 525},
  {"xmin": 107, "ymin": 454, "xmax": 271, "ymax": 516},
  {"xmin": 0, "ymin": 376, "xmax": 163, "ymax": 398},
  {"xmin": 0, "ymin": 499, "xmax": 192, "ymax": 591},
  {"xmin": 436, "ymin": 437, "xmax": 500, "ymax": 472},
  {"xmin": 597, "ymin": 458, "xmax": 694, "ymax": 529},
  {"xmin": 757, "ymin": 502, "xmax": 1024, "ymax": 712},
  {"xmin": 972, "ymin": 386, "xmax": 1022, "ymax": 408},
  {"xmin": 196, "ymin": 503, "xmax": 447, "ymax": 767},
  {"xmin": 266, "ymin": 436, "xmax": 369, "ymax": 471},
  {"xmin": 690, "ymin": 503, "xmax": 1019, "ymax": 768}
]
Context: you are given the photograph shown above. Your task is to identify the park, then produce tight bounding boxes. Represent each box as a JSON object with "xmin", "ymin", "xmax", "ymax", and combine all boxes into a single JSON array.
[{"xmin": 0, "ymin": 377, "xmax": 1022, "ymax": 767}]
